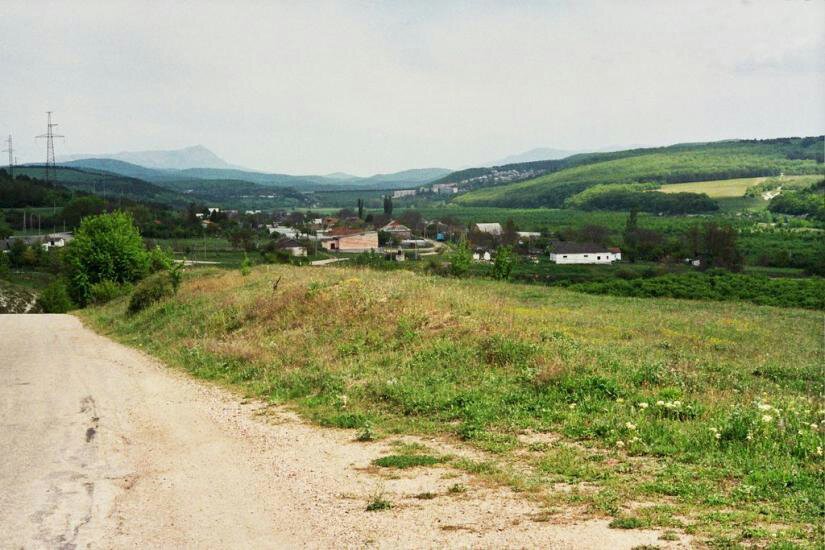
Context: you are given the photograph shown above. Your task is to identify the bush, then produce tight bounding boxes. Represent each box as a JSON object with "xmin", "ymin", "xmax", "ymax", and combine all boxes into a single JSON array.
[
  {"xmin": 64, "ymin": 212, "xmax": 150, "ymax": 306},
  {"xmin": 127, "ymin": 271, "xmax": 175, "ymax": 314},
  {"xmin": 37, "ymin": 280, "xmax": 75, "ymax": 313},
  {"xmin": 89, "ymin": 279, "xmax": 132, "ymax": 305},
  {"xmin": 147, "ymin": 245, "xmax": 174, "ymax": 273}
]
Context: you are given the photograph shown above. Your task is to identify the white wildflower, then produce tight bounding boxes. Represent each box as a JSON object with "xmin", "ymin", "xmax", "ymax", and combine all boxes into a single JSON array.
[
  {"xmin": 758, "ymin": 403, "xmax": 772, "ymax": 411},
  {"xmin": 817, "ymin": 446, "xmax": 823, "ymax": 456},
  {"xmin": 810, "ymin": 423, "xmax": 818, "ymax": 430},
  {"xmin": 616, "ymin": 440, "xmax": 625, "ymax": 448},
  {"xmin": 762, "ymin": 414, "xmax": 773, "ymax": 423},
  {"xmin": 672, "ymin": 400, "xmax": 682, "ymax": 407},
  {"xmin": 715, "ymin": 432, "xmax": 721, "ymax": 440},
  {"xmin": 568, "ymin": 403, "xmax": 577, "ymax": 409},
  {"xmin": 616, "ymin": 398, "xmax": 624, "ymax": 403},
  {"xmin": 638, "ymin": 402, "xmax": 649, "ymax": 410},
  {"xmin": 746, "ymin": 431, "xmax": 753, "ymax": 441},
  {"xmin": 625, "ymin": 422, "xmax": 637, "ymax": 430},
  {"xmin": 656, "ymin": 400, "xmax": 665, "ymax": 406}
]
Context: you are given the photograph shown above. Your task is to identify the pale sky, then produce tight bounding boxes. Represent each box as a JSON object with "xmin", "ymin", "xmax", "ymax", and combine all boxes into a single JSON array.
[{"xmin": 1, "ymin": 0, "xmax": 823, "ymax": 175}]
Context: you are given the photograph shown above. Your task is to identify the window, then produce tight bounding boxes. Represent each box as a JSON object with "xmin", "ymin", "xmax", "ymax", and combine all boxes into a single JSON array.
[
  {"xmin": 597, "ymin": 256, "xmax": 601, "ymax": 260},
  {"xmin": 562, "ymin": 255, "xmax": 568, "ymax": 258},
  {"xmin": 584, "ymin": 254, "xmax": 589, "ymax": 257}
]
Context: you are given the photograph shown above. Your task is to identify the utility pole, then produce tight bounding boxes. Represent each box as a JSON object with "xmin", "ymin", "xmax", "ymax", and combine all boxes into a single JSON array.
[
  {"xmin": 2, "ymin": 135, "xmax": 14, "ymax": 178},
  {"xmin": 35, "ymin": 111, "xmax": 65, "ymax": 184}
]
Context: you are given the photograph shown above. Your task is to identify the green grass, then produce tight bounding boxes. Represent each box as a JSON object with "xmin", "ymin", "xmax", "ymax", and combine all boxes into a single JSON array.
[
  {"xmin": 80, "ymin": 265, "xmax": 825, "ymax": 545},
  {"xmin": 372, "ymin": 454, "xmax": 445, "ymax": 469}
]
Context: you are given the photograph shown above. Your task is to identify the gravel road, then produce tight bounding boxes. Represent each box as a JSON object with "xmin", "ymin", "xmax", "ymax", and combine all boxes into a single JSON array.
[{"xmin": 0, "ymin": 314, "xmax": 689, "ymax": 549}]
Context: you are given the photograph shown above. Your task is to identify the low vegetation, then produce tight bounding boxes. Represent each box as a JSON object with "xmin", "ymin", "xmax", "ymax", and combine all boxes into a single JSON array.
[{"xmin": 82, "ymin": 265, "xmax": 824, "ymax": 546}]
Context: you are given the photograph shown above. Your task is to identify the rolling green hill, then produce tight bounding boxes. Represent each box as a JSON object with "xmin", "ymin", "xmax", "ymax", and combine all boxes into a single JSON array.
[{"xmin": 452, "ymin": 137, "xmax": 824, "ymax": 208}]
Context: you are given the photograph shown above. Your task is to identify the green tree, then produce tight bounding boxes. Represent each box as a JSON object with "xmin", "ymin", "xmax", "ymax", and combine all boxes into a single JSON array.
[
  {"xmin": 64, "ymin": 212, "xmax": 150, "ymax": 305},
  {"xmin": 383, "ymin": 195, "xmax": 393, "ymax": 215},
  {"xmin": 450, "ymin": 239, "xmax": 472, "ymax": 277},
  {"xmin": 357, "ymin": 198, "xmax": 365, "ymax": 219},
  {"xmin": 0, "ymin": 210, "xmax": 12, "ymax": 238},
  {"xmin": 37, "ymin": 280, "xmax": 76, "ymax": 313},
  {"xmin": 490, "ymin": 246, "xmax": 515, "ymax": 280},
  {"xmin": 623, "ymin": 209, "xmax": 639, "ymax": 262}
]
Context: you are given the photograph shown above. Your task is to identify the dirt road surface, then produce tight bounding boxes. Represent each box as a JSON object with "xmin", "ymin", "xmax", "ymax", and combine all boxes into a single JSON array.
[{"xmin": 0, "ymin": 314, "xmax": 690, "ymax": 549}]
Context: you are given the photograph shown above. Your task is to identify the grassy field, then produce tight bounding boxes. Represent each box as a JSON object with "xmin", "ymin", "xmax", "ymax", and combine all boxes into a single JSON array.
[
  {"xmin": 81, "ymin": 264, "xmax": 825, "ymax": 546},
  {"xmin": 659, "ymin": 175, "xmax": 822, "ymax": 198}
]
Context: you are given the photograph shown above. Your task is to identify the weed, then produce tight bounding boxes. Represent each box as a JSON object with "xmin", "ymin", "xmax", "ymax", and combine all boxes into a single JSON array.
[
  {"xmin": 610, "ymin": 516, "xmax": 645, "ymax": 529},
  {"xmin": 372, "ymin": 455, "xmax": 445, "ymax": 469},
  {"xmin": 415, "ymin": 492, "xmax": 437, "ymax": 500},
  {"xmin": 365, "ymin": 491, "xmax": 393, "ymax": 512},
  {"xmin": 447, "ymin": 483, "xmax": 467, "ymax": 494}
]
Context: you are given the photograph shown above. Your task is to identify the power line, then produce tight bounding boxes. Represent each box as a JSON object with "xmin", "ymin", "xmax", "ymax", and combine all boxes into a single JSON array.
[
  {"xmin": 2, "ymin": 135, "xmax": 13, "ymax": 178},
  {"xmin": 35, "ymin": 111, "xmax": 65, "ymax": 184}
]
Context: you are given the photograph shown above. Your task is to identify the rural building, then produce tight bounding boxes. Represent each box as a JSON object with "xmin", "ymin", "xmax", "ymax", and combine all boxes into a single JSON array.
[
  {"xmin": 274, "ymin": 237, "xmax": 307, "ymax": 257},
  {"xmin": 431, "ymin": 183, "xmax": 459, "ymax": 194},
  {"xmin": 548, "ymin": 242, "xmax": 621, "ymax": 264},
  {"xmin": 321, "ymin": 228, "xmax": 379, "ymax": 252},
  {"xmin": 392, "ymin": 189, "xmax": 417, "ymax": 198},
  {"xmin": 473, "ymin": 223, "xmax": 502, "ymax": 236},
  {"xmin": 380, "ymin": 220, "xmax": 412, "ymax": 240},
  {"xmin": 517, "ymin": 231, "xmax": 541, "ymax": 239}
]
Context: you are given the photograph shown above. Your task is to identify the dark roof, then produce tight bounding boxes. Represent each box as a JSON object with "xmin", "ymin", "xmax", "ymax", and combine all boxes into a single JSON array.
[
  {"xmin": 550, "ymin": 241, "xmax": 618, "ymax": 254},
  {"xmin": 274, "ymin": 237, "xmax": 302, "ymax": 249}
]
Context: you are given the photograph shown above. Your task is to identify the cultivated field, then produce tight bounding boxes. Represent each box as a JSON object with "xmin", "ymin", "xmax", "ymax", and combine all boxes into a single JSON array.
[
  {"xmin": 658, "ymin": 175, "xmax": 821, "ymax": 198},
  {"xmin": 83, "ymin": 264, "xmax": 825, "ymax": 547}
]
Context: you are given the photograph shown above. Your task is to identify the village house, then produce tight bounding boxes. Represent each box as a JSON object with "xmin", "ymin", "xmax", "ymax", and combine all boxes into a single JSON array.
[
  {"xmin": 473, "ymin": 222, "xmax": 502, "ymax": 236},
  {"xmin": 431, "ymin": 183, "xmax": 459, "ymax": 194},
  {"xmin": 273, "ymin": 237, "xmax": 307, "ymax": 257},
  {"xmin": 321, "ymin": 228, "xmax": 379, "ymax": 252},
  {"xmin": 548, "ymin": 242, "xmax": 621, "ymax": 264},
  {"xmin": 392, "ymin": 189, "xmax": 417, "ymax": 198},
  {"xmin": 380, "ymin": 220, "xmax": 412, "ymax": 240}
]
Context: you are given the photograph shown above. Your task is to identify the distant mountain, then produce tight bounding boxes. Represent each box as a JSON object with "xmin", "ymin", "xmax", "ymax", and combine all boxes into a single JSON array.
[
  {"xmin": 58, "ymin": 156, "xmax": 451, "ymax": 191},
  {"xmin": 58, "ymin": 145, "xmax": 238, "ymax": 171}
]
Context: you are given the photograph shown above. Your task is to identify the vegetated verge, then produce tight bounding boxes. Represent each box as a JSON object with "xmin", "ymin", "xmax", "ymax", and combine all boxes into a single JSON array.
[{"xmin": 80, "ymin": 265, "xmax": 824, "ymax": 546}]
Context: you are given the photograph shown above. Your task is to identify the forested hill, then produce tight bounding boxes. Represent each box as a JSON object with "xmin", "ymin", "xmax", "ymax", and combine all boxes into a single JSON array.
[{"xmin": 450, "ymin": 137, "xmax": 824, "ymax": 208}]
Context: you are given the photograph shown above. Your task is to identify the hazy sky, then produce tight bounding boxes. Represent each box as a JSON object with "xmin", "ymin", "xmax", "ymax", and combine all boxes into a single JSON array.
[{"xmin": 1, "ymin": 1, "xmax": 823, "ymax": 175}]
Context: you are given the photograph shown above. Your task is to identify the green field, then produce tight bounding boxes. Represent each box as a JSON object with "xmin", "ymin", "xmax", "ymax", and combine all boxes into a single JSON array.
[
  {"xmin": 82, "ymin": 264, "xmax": 825, "ymax": 546},
  {"xmin": 659, "ymin": 175, "xmax": 821, "ymax": 198}
]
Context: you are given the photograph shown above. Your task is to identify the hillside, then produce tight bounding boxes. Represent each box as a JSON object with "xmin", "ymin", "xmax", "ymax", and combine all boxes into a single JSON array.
[
  {"xmin": 59, "ymin": 145, "xmax": 237, "ymax": 170},
  {"xmin": 15, "ymin": 166, "xmax": 188, "ymax": 206},
  {"xmin": 450, "ymin": 137, "xmax": 824, "ymax": 208},
  {"xmin": 83, "ymin": 264, "xmax": 824, "ymax": 546}
]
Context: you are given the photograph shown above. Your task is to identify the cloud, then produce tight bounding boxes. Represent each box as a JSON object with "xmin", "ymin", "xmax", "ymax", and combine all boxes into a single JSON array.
[{"xmin": 0, "ymin": 0, "xmax": 822, "ymax": 174}]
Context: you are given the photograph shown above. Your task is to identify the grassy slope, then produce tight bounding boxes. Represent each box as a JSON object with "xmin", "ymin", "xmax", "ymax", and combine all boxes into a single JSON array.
[
  {"xmin": 658, "ymin": 175, "xmax": 821, "ymax": 198},
  {"xmin": 81, "ymin": 265, "xmax": 824, "ymax": 545},
  {"xmin": 454, "ymin": 143, "xmax": 824, "ymax": 208}
]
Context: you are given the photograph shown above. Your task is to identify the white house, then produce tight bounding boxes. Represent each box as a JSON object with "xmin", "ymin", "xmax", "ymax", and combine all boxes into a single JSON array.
[
  {"xmin": 392, "ymin": 189, "xmax": 417, "ymax": 198},
  {"xmin": 549, "ymin": 242, "xmax": 621, "ymax": 264}
]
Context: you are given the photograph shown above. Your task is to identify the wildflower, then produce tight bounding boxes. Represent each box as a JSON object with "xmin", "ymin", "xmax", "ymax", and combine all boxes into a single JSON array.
[
  {"xmin": 761, "ymin": 414, "xmax": 773, "ymax": 423},
  {"xmin": 625, "ymin": 422, "xmax": 636, "ymax": 430},
  {"xmin": 811, "ymin": 423, "xmax": 818, "ymax": 430},
  {"xmin": 616, "ymin": 440, "xmax": 625, "ymax": 448},
  {"xmin": 616, "ymin": 398, "xmax": 624, "ymax": 403},
  {"xmin": 798, "ymin": 430, "xmax": 804, "ymax": 436},
  {"xmin": 338, "ymin": 394, "xmax": 349, "ymax": 407},
  {"xmin": 568, "ymin": 403, "xmax": 577, "ymax": 409},
  {"xmin": 638, "ymin": 402, "xmax": 649, "ymax": 410},
  {"xmin": 672, "ymin": 400, "xmax": 682, "ymax": 407},
  {"xmin": 656, "ymin": 400, "xmax": 665, "ymax": 406},
  {"xmin": 758, "ymin": 403, "xmax": 772, "ymax": 411},
  {"xmin": 715, "ymin": 432, "xmax": 721, "ymax": 440},
  {"xmin": 817, "ymin": 446, "xmax": 823, "ymax": 456},
  {"xmin": 746, "ymin": 431, "xmax": 753, "ymax": 441}
]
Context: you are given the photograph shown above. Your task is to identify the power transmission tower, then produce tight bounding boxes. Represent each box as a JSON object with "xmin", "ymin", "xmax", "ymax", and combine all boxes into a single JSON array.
[
  {"xmin": 35, "ymin": 111, "xmax": 64, "ymax": 184},
  {"xmin": 2, "ymin": 135, "xmax": 13, "ymax": 178}
]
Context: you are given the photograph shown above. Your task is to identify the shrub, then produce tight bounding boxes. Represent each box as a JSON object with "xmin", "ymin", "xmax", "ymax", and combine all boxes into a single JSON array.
[
  {"xmin": 240, "ymin": 254, "xmax": 252, "ymax": 276},
  {"xmin": 147, "ymin": 245, "xmax": 174, "ymax": 273},
  {"xmin": 64, "ymin": 212, "xmax": 150, "ymax": 306},
  {"xmin": 89, "ymin": 280, "xmax": 132, "ymax": 305},
  {"xmin": 127, "ymin": 271, "xmax": 175, "ymax": 315},
  {"xmin": 37, "ymin": 280, "xmax": 75, "ymax": 313}
]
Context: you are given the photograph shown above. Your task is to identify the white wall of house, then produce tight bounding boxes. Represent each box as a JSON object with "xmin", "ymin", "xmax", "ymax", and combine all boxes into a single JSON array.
[{"xmin": 549, "ymin": 252, "xmax": 621, "ymax": 264}]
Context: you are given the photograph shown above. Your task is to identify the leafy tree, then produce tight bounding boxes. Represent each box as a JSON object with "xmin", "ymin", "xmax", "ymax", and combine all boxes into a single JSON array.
[
  {"xmin": 357, "ymin": 198, "xmax": 365, "ymax": 219},
  {"xmin": 383, "ymin": 195, "xmax": 393, "ymax": 215},
  {"xmin": 60, "ymin": 195, "xmax": 107, "ymax": 228},
  {"xmin": 623, "ymin": 209, "xmax": 639, "ymax": 262},
  {"xmin": 64, "ymin": 212, "xmax": 150, "ymax": 305},
  {"xmin": 0, "ymin": 210, "xmax": 11, "ymax": 238},
  {"xmin": 450, "ymin": 239, "xmax": 472, "ymax": 277},
  {"xmin": 490, "ymin": 246, "xmax": 515, "ymax": 280},
  {"xmin": 37, "ymin": 280, "xmax": 76, "ymax": 313},
  {"xmin": 701, "ymin": 223, "xmax": 743, "ymax": 271}
]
